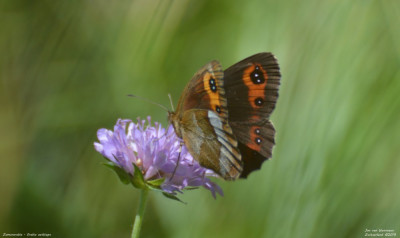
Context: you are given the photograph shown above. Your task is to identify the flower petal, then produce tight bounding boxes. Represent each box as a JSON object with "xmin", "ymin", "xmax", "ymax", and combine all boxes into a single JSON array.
[{"xmin": 94, "ymin": 118, "xmax": 223, "ymax": 198}]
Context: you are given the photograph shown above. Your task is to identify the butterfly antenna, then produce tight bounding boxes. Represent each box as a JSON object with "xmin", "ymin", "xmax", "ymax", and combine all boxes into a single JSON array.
[
  {"xmin": 127, "ymin": 94, "xmax": 169, "ymax": 112},
  {"xmin": 168, "ymin": 93, "xmax": 175, "ymax": 111}
]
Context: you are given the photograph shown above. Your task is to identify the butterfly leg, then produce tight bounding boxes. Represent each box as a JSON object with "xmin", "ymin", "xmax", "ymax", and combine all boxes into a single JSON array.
[{"xmin": 171, "ymin": 141, "xmax": 183, "ymax": 179}]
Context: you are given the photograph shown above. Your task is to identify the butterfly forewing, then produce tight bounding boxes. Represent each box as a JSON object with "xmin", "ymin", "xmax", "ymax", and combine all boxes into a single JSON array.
[
  {"xmin": 176, "ymin": 61, "xmax": 228, "ymax": 120},
  {"xmin": 224, "ymin": 53, "xmax": 280, "ymax": 121}
]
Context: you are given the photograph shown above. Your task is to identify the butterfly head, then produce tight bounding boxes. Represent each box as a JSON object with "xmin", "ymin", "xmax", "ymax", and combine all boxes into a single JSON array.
[{"xmin": 168, "ymin": 111, "xmax": 183, "ymax": 139}]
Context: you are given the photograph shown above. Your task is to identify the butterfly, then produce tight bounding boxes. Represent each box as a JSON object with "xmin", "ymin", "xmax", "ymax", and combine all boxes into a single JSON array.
[{"xmin": 168, "ymin": 53, "xmax": 280, "ymax": 180}]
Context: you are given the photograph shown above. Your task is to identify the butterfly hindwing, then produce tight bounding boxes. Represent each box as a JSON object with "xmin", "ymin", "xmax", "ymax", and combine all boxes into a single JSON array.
[
  {"xmin": 223, "ymin": 53, "xmax": 281, "ymax": 178},
  {"xmin": 234, "ymin": 120, "xmax": 276, "ymax": 178},
  {"xmin": 180, "ymin": 110, "xmax": 242, "ymax": 180}
]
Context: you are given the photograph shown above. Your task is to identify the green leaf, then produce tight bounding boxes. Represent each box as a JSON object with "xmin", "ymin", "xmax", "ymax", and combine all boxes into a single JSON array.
[
  {"xmin": 145, "ymin": 178, "xmax": 166, "ymax": 192},
  {"xmin": 102, "ymin": 162, "xmax": 131, "ymax": 185},
  {"xmin": 103, "ymin": 162, "xmax": 187, "ymax": 202},
  {"xmin": 146, "ymin": 178, "xmax": 165, "ymax": 187},
  {"xmin": 146, "ymin": 185, "xmax": 164, "ymax": 193},
  {"xmin": 183, "ymin": 186, "xmax": 199, "ymax": 191},
  {"xmin": 162, "ymin": 192, "xmax": 186, "ymax": 204},
  {"xmin": 131, "ymin": 163, "xmax": 147, "ymax": 189}
]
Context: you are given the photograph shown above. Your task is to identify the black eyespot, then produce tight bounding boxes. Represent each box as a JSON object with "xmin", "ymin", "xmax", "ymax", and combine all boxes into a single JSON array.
[
  {"xmin": 255, "ymin": 97, "xmax": 264, "ymax": 106},
  {"xmin": 216, "ymin": 106, "xmax": 221, "ymax": 113},
  {"xmin": 250, "ymin": 66, "xmax": 265, "ymax": 84},
  {"xmin": 254, "ymin": 128, "xmax": 261, "ymax": 135},
  {"xmin": 209, "ymin": 78, "xmax": 217, "ymax": 92},
  {"xmin": 255, "ymin": 138, "xmax": 262, "ymax": 145}
]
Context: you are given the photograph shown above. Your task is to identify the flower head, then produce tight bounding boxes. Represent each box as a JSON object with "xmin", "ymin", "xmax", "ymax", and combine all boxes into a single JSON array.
[{"xmin": 94, "ymin": 117, "xmax": 223, "ymax": 199}]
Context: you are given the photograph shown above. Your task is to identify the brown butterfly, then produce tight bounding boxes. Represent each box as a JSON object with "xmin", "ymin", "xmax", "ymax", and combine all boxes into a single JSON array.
[{"xmin": 168, "ymin": 53, "xmax": 280, "ymax": 180}]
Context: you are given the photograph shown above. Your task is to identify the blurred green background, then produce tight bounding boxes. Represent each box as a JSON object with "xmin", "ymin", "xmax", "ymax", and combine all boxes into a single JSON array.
[{"xmin": 1, "ymin": 0, "xmax": 399, "ymax": 237}]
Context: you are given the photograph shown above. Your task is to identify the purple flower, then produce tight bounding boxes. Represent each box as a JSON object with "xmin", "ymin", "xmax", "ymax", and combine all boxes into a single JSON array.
[{"xmin": 94, "ymin": 117, "xmax": 223, "ymax": 198}]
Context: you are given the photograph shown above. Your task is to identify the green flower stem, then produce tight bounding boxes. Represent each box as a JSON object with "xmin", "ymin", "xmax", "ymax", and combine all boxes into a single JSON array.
[{"xmin": 131, "ymin": 189, "xmax": 149, "ymax": 238}]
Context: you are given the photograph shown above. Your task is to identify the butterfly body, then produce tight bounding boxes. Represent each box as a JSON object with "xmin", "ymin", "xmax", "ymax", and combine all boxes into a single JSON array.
[{"xmin": 168, "ymin": 53, "xmax": 280, "ymax": 180}]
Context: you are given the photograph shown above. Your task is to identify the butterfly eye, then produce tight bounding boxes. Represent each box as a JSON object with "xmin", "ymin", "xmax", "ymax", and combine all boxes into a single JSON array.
[
  {"xmin": 250, "ymin": 66, "xmax": 265, "ymax": 84},
  {"xmin": 255, "ymin": 137, "xmax": 262, "ymax": 145},
  {"xmin": 254, "ymin": 128, "xmax": 261, "ymax": 135},
  {"xmin": 209, "ymin": 77, "xmax": 217, "ymax": 92},
  {"xmin": 255, "ymin": 97, "xmax": 264, "ymax": 106}
]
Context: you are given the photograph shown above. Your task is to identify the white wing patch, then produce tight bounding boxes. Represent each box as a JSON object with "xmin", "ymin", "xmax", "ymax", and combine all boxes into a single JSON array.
[{"xmin": 207, "ymin": 111, "xmax": 242, "ymax": 179}]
